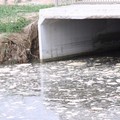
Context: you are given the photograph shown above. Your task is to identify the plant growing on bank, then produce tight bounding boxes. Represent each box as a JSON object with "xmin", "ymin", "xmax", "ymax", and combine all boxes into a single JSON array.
[
  {"xmin": 0, "ymin": 17, "xmax": 29, "ymax": 33},
  {"xmin": 0, "ymin": 4, "xmax": 53, "ymax": 33}
]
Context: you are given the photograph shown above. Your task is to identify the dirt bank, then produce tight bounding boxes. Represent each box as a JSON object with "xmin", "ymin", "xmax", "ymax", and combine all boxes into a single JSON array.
[{"xmin": 0, "ymin": 20, "xmax": 39, "ymax": 64}]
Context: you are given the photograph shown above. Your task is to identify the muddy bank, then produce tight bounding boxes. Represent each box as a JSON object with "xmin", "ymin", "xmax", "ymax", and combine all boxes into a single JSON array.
[{"xmin": 0, "ymin": 20, "xmax": 39, "ymax": 64}]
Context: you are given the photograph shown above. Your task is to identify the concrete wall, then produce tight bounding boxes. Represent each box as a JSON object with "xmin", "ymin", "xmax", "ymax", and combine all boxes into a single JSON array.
[
  {"xmin": 39, "ymin": 19, "xmax": 120, "ymax": 62},
  {"xmin": 39, "ymin": 19, "xmax": 105, "ymax": 61}
]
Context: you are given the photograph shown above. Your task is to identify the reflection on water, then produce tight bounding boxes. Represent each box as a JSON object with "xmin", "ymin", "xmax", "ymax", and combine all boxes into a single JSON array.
[
  {"xmin": 0, "ymin": 56, "xmax": 120, "ymax": 119},
  {"xmin": 0, "ymin": 96, "xmax": 59, "ymax": 120}
]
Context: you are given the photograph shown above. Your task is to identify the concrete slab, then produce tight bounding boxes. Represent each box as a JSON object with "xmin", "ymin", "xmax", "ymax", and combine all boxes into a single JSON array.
[
  {"xmin": 38, "ymin": 5, "xmax": 120, "ymax": 62},
  {"xmin": 39, "ymin": 4, "xmax": 120, "ymax": 20}
]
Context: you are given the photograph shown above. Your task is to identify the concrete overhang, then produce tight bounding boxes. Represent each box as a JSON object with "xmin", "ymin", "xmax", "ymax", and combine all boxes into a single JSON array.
[
  {"xmin": 38, "ymin": 5, "xmax": 120, "ymax": 62},
  {"xmin": 39, "ymin": 4, "xmax": 120, "ymax": 22}
]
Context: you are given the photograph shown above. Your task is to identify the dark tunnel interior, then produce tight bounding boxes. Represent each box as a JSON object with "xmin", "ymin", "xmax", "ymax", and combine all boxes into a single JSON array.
[{"xmin": 85, "ymin": 19, "xmax": 120, "ymax": 58}]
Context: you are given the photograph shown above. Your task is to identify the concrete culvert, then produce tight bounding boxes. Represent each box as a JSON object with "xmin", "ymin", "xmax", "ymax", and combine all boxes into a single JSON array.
[
  {"xmin": 39, "ymin": 18, "xmax": 120, "ymax": 62},
  {"xmin": 39, "ymin": 5, "xmax": 120, "ymax": 62}
]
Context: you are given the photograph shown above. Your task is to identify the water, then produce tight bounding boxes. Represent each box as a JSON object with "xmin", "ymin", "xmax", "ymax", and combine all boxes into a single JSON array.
[{"xmin": 0, "ymin": 55, "xmax": 120, "ymax": 120}]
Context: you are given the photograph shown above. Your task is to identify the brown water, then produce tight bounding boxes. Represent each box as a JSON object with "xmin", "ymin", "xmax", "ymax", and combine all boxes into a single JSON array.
[{"xmin": 0, "ymin": 55, "xmax": 120, "ymax": 120}]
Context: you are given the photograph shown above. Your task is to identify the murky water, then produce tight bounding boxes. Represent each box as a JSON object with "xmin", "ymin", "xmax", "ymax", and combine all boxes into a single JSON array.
[{"xmin": 0, "ymin": 55, "xmax": 120, "ymax": 120}]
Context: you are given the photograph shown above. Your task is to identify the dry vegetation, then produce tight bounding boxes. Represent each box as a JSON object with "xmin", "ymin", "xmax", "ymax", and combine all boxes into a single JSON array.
[
  {"xmin": 0, "ymin": 5, "xmax": 53, "ymax": 64},
  {"xmin": 0, "ymin": 20, "xmax": 39, "ymax": 64}
]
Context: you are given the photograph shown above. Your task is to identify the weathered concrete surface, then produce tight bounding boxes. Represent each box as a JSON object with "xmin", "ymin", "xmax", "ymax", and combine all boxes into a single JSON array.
[
  {"xmin": 39, "ymin": 4, "xmax": 120, "ymax": 19},
  {"xmin": 39, "ymin": 5, "xmax": 120, "ymax": 62}
]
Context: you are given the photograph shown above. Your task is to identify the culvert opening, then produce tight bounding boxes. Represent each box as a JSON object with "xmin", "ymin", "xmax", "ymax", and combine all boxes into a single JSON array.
[
  {"xmin": 39, "ymin": 18, "xmax": 120, "ymax": 61},
  {"xmin": 90, "ymin": 19, "xmax": 120, "ymax": 57}
]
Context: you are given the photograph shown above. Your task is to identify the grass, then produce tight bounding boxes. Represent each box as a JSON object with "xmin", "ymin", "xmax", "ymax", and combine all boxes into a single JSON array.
[
  {"xmin": 0, "ymin": 17, "xmax": 29, "ymax": 33},
  {"xmin": 0, "ymin": 4, "xmax": 53, "ymax": 33}
]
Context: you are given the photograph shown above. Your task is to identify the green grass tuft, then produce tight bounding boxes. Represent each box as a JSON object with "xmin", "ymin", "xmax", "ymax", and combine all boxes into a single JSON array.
[
  {"xmin": 0, "ymin": 5, "xmax": 53, "ymax": 33},
  {"xmin": 0, "ymin": 17, "xmax": 29, "ymax": 33}
]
